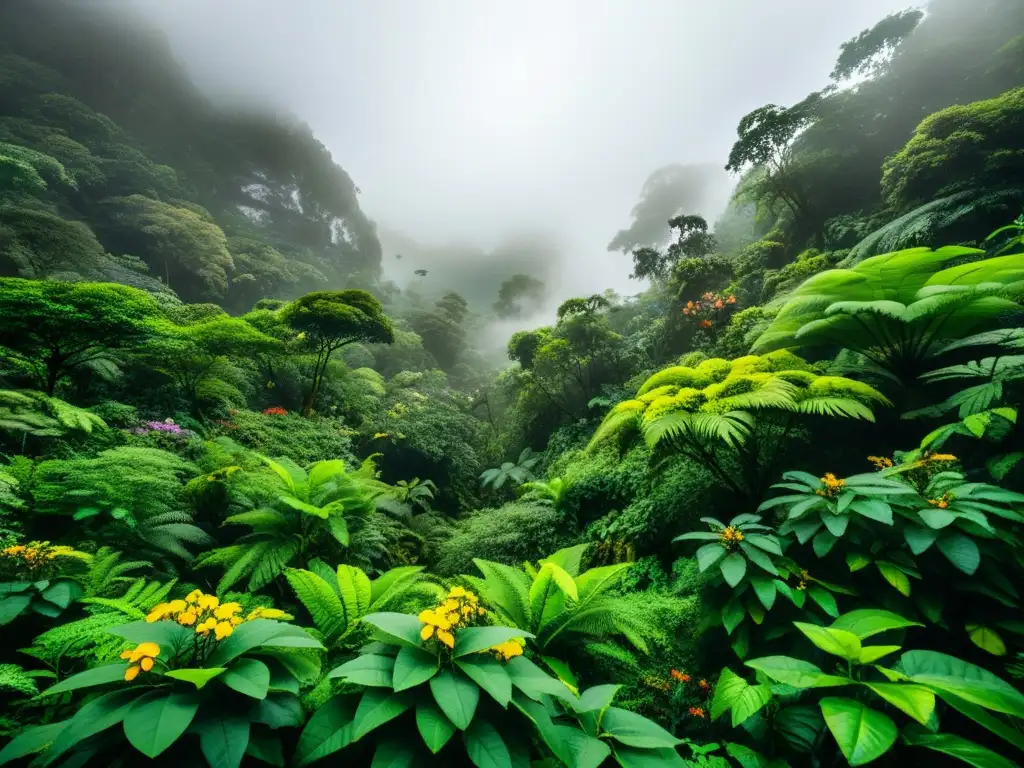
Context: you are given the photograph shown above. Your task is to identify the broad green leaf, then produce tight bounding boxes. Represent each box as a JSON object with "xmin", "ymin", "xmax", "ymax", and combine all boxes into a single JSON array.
[
  {"xmin": 696, "ymin": 543, "xmax": 727, "ymax": 572},
  {"xmin": 940, "ymin": 693, "xmax": 1024, "ymax": 752},
  {"xmin": 876, "ymin": 562, "xmax": 911, "ymax": 596},
  {"xmin": 967, "ymin": 624, "xmax": 1007, "ymax": 656},
  {"xmin": 106, "ymin": 620, "xmax": 195, "ymax": 656},
  {"xmin": 245, "ymin": 733, "xmax": 284, "ymax": 768},
  {"xmin": 849, "ymin": 499, "xmax": 893, "ymax": 524},
  {"xmin": 352, "ymin": 689, "xmax": 413, "ymax": 740},
  {"xmin": 902, "ymin": 724, "xmax": 1017, "ymax": 768},
  {"xmin": 43, "ymin": 663, "xmax": 128, "ymax": 695},
  {"xmin": 416, "ymin": 699, "xmax": 456, "ymax": 754},
  {"xmin": 293, "ymin": 695, "xmax": 357, "ymax": 767},
  {"xmin": 739, "ymin": 541, "xmax": 779, "ymax": 575},
  {"xmin": 0, "ymin": 722, "xmax": 68, "ymax": 766},
  {"xmin": 359, "ymin": 612, "xmax": 426, "ymax": 649},
  {"xmin": 858, "ymin": 646, "xmax": 901, "ymax": 664},
  {"xmin": 540, "ymin": 656, "xmax": 578, "ymax": 692},
  {"xmin": 0, "ymin": 595, "xmax": 31, "ymax": 625},
  {"xmin": 221, "ymin": 659, "xmax": 270, "ymax": 699},
  {"xmin": 600, "ymin": 706, "xmax": 680, "ymax": 748},
  {"xmin": 903, "ymin": 525, "xmax": 937, "ymax": 555},
  {"xmin": 454, "ymin": 626, "xmax": 535, "ymax": 658},
  {"xmin": 775, "ymin": 705, "xmax": 824, "ymax": 754},
  {"xmin": 820, "ymin": 697, "xmax": 898, "ymax": 766},
  {"xmin": 530, "ymin": 563, "xmax": 576, "ymax": 627},
  {"xmin": 371, "ymin": 740, "xmax": 416, "ymax": 768},
  {"xmin": 863, "ymin": 683, "xmax": 934, "ymax": 725},
  {"xmin": 745, "ymin": 656, "xmax": 850, "ymax": 689},
  {"xmin": 327, "ymin": 654, "xmax": 394, "ymax": 687},
  {"xmin": 899, "ymin": 650, "xmax": 1024, "ymax": 718},
  {"xmin": 575, "ymin": 684, "xmax": 620, "ymax": 715},
  {"xmin": 547, "ymin": 724, "xmax": 610, "ymax": 768},
  {"xmin": 196, "ymin": 714, "xmax": 250, "ymax": 768},
  {"xmin": 710, "ymin": 667, "xmax": 748, "ymax": 721},
  {"xmin": 164, "ymin": 668, "xmax": 226, "ymax": 689},
  {"xmin": 732, "ymin": 684, "xmax": 773, "ymax": 727},
  {"xmin": 37, "ymin": 689, "xmax": 139, "ymax": 766},
  {"xmin": 722, "ymin": 595, "xmax": 745, "ymax": 635},
  {"xmin": 720, "ymin": 553, "xmax": 748, "ymax": 586},
  {"xmin": 820, "ymin": 513, "xmax": 849, "ymax": 539},
  {"xmin": 463, "ymin": 718, "xmax": 511, "ymax": 768},
  {"xmin": 123, "ymin": 690, "xmax": 200, "ymax": 758},
  {"xmin": 456, "ymin": 658, "xmax": 512, "ymax": 707},
  {"xmin": 807, "ymin": 585, "xmax": 840, "ymax": 617},
  {"xmin": 429, "ymin": 668, "xmax": 479, "ymax": 730},
  {"xmin": 207, "ymin": 620, "xmax": 323, "ymax": 666},
  {"xmin": 393, "ymin": 645, "xmax": 439, "ymax": 691},
  {"xmin": 749, "ymin": 575, "xmax": 776, "ymax": 610},
  {"xmin": 505, "ymin": 656, "xmax": 576, "ymax": 703},
  {"xmin": 254, "ymin": 693, "xmax": 304, "ymax": 729},
  {"xmin": 918, "ymin": 508, "xmax": 956, "ymax": 529},
  {"xmin": 937, "ymin": 533, "xmax": 980, "ymax": 575},
  {"xmin": 831, "ymin": 609, "xmax": 922, "ymax": 639}
]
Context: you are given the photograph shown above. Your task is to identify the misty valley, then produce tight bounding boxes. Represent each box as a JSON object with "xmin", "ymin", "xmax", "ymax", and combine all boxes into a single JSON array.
[{"xmin": 1, "ymin": 0, "xmax": 1024, "ymax": 766}]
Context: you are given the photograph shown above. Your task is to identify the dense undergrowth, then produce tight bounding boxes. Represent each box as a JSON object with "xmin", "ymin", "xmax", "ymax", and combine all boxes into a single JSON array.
[{"xmin": 1, "ymin": 0, "xmax": 1024, "ymax": 766}]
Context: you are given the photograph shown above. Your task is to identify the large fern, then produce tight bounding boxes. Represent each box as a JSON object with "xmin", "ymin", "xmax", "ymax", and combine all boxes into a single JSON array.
[
  {"xmin": 198, "ymin": 455, "xmax": 383, "ymax": 592},
  {"xmin": 284, "ymin": 562, "xmax": 427, "ymax": 649},
  {"xmin": 0, "ymin": 390, "xmax": 106, "ymax": 437}
]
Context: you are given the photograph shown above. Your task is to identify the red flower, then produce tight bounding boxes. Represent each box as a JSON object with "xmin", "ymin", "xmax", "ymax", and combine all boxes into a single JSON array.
[
  {"xmin": 262, "ymin": 407, "xmax": 288, "ymax": 416},
  {"xmin": 699, "ymin": 319, "xmax": 713, "ymax": 329},
  {"xmin": 670, "ymin": 669, "xmax": 691, "ymax": 683},
  {"xmin": 688, "ymin": 707, "xmax": 706, "ymax": 718},
  {"xmin": 698, "ymin": 679, "xmax": 710, "ymax": 690}
]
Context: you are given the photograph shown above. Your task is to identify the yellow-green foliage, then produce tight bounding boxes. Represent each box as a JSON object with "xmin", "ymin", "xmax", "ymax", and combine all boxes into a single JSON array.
[{"xmin": 589, "ymin": 350, "xmax": 889, "ymax": 451}]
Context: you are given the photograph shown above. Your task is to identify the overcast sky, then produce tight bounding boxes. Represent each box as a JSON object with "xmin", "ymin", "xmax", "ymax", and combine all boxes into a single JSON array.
[{"xmin": 130, "ymin": 0, "xmax": 909, "ymax": 298}]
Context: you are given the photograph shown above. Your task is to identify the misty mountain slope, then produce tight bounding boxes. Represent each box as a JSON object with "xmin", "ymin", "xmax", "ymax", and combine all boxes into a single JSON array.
[{"xmin": 0, "ymin": 0, "xmax": 380, "ymax": 308}]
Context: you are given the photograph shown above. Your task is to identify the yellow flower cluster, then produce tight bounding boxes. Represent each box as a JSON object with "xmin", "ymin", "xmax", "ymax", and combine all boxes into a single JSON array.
[
  {"xmin": 928, "ymin": 492, "xmax": 954, "ymax": 509},
  {"xmin": 0, "ymin": 541, "xmax": 87, "ymax": 565},
  {"xmin": 816, "ymin": 473, "xmax": 845, "ymax": 498},
  {"xmin": 925, "ymin": 452, "xmax": 957, "ymax": 463},
  {"xmin": 489, "ymin": 639, "xmax": 524, "ymax": 662},
  {"xmin": 121, "ymin": 642, "xmax": 160, "ymax": 681},
  {"xmin": 719, "ymin": 526, "xmax": 744, "ymax": 548},
  {"xmin": 419, "ymin": 586, "xmax": 486, "ymax": 649},
  {"xmin": 867, "ymin": 455, "xmax": 893, "ymax": 469},
  {"xmin": 146, "ymin": 590, "xmax": 289, "ymax": 641}
]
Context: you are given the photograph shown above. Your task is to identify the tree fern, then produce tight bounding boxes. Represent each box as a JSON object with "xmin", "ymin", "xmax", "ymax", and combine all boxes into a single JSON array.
[{"xmin": 0, "ymin": 390, "xmax": 106, "ymax": 437}]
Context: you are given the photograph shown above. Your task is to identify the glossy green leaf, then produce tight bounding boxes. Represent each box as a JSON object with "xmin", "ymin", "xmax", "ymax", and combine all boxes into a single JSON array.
[
  {"xmin": 863, "ymin": 682, "xmax": 934, "ymax": 725},
  {"xmin": 600, "ymin": 706, "xmax": 680, "ymax": 748},
  {"xmin": 696, "ymin": 543, "xmax": 726, "ymax": 572},
  {"xmin": 456, "ymin": 657, "xmax": 512, "ymax": 707},
  {"xmin": 221, "ymin": 659, "xmax": 270, "ymax": 699},
  {"xmin": 710, "ymin": 668, "xmax": 748, "ymax": 721},
  {"xmin": 0, "ymin": 723, "xmax": 68, "ymax": 766},
  {"xmin": 43, "ymin": 663, "xmax": 128, "ymax": 695},
  {"xmin": 505, "ymin": 656, "xmax": 576, "ymax": 703},
  {"xmin": 416, "ymin": 699, "xmax": 456, "ymax": 754},
  {"xmin": 429, "ymin": 668, "xmax": 479, "ymax": 730},
  {"xmin": 858, "ymin": 646, "xmax": 901, "ymax": 664},
  {"xmin": 808, "ymin": 585, "xmax": 840, "ymax": 617},
  {"xmin": 244, "ymin": 733, "xmax": 284, "ymax": 768},
  {"xmin": 967, "ymin": 624, "xmax": 1007, "ymax": 656},
  {"xmin": 937, "ymin": 533, "xmax": 980, "ymax": 575},
  {"xmin": 820, "ymin": 697, "xmax": 898, "ymax": 766},
  {"xmin": 164, "ymin": 668, "xmax": 226, "ymax": 689},
  {"xmin": 547, "ymin": 725, "xmax": 610, "ymax": 768},
  {"xmin": 899, "ymin": 650, "xmax": 1024, "ymax": 718},
  {"xmin": 293, "ymin": 695, "xmax": 357, "ymax": 767},
  {"xmin": 454, "ymin": 626, "xmax": 534, "ymax": 658},
  {"xmin": 360, "ymin": 612, "xmax": 426, "ymax": 649},
  {"xmin": 831, "ymin": 609, "xmax": 922, "ymax": 639},
  {"xmin": 612, "ymin": 745, "xmax": 687, "ymax": 767},
  {"xmin": 392, "ymin": 645, "xmax": 439, "ymax": 691},
  {"xmin": 720, "ymin": 553, "xmax": 747, "ymax": 587},
  {"xmin": 749, "ymin": 575, "xmax": 777, "ymax": 610},
  {"xmin": 775, "ymin": 705, "xmax": 824, "ymax": 754},
  {"xmin": 123, "ymin": 690, "xmax": 200, "ymax": 758},
  {"xmin": 352, "ymin": 689, "xmax": 413, "ymax": 740},
  {"xmin": 902, "ymin": 724, "xmax": 1017, "ymax": 768},
  {"xmin": 846, "ymin": 551, "xmax": 872, "ymax": 571},
  {"xmin": 849, "ymin": 499, "xmax": 893, "ymax": 524},
  {"xmin": 196, "ymin": 715, "xmax": 250, "ymax": 768},
  {"xmin": 722, "ymin": 595, "xmax": 745, "ymax": 635},
  {"xmin": 745, "ymin": 656, "xmax": 850, "ymax": 689},
  {"xmin": 876, "ymin": 562, "xmax": 911, "ymax": 596},
  {"xmin": 328, "ymin": 654, "xmax": 394, "ymax": 687},
  {"xmin": 371, "ymin": 740, "xmax": 416, "ymax": 768},
  {"xmin": 464, "ymin": 718, "xmax": 512, "ymax": 768}
]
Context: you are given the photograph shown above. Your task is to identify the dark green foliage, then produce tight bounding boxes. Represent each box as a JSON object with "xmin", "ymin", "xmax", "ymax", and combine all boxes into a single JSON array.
[
  {"xmin": 213, "ymin": 411, "xmax": 356, "ymax": 468},
  {"xmin": 830, "ymin": 9, "xmax": 924, "ymax": 81},
  {"xmin": 493, "ymin": 273, "xmax": 546, "ymax": 319},
  {"xmin": 432, "ymin": 502, "xmax": 576, "ymax": 576}
]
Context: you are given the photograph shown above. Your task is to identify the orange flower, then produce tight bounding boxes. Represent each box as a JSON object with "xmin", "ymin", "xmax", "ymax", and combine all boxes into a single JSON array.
[
  {"xmin": 689, "ymin": 707, "xmax": 706, "ymax": 718},
  {"xmin": 670, "ymin": 669, "xmax": 691, "ymax": 683},
  {"xmin": 686, "ymin": 301, "xmax": 695, "ymax": 309},
  {"xmin": 699, "ymin": 319, "xmax": 713, "ymax": 329},
  {"xmin": 682, "ymin": 308, "xmax": 690, "ymax": 315},
  {"xmin": 714, "ymin": 299, "xmax": 724, "ymax": 309},
  {"xmin": 698, "ymin": 679, "xmax": 710, "ymax": 690},
  {"xmin": 702, "ymin": 292, "xmax": 714, "ymax": 301},
  {"xmin": 726, "ymin": 295, "xmax": 736, "ymax": 304}
]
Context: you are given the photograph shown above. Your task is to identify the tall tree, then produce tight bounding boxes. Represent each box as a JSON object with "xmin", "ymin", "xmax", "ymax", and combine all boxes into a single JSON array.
[
  {"xmin": 0, "ymin": 278, "xmax": 160, "ymax": 394},
  {"xmin": 281, "ymin": 290, "xmax": 394, "ymax": 416}
]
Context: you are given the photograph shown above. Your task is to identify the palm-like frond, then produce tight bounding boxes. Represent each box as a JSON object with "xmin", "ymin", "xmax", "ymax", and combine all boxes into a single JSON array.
[{"xmin": 0, "ymin": 390, "xmax": 106, "ymax": 437}]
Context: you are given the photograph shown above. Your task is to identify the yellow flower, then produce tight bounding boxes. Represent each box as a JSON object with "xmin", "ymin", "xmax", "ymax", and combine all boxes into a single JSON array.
[
  {"xmin": 177, "ymin": 610, "xmax": 198, "ymax": 626},
  {"xmin": 196, "ymin": 618, "xmax": 218, "ymax": 635},
  {"xmin": 928, "ymin": 453, "xmax": 957, "ymax": 463},
  {"xmin": 215, "ymin": 603, "xmax": 242, "ymax": 620},
  {"xmin": 185, "ymin": 589, "xmax": 204, "ymax": 604},
  {"xmin": 214, "ymin": 621, "xmax": 234, "ymax": 640},
  {"xmin": 231, "ymin": 616, "xmax": 243, "ymax": 626},
  {"xmin": 867, "ymin": 455, "xmax": 893, "ymax": 469},
  {"xmin": 444, "ymin": 599, "xmax": 460, "ymax": 612},
  {"xmin": 145, "ymin": 602, "xmax": 171, "ymax": 623},
  {"xmin": 197, "ymin": 594, "xmax": 219, "ymax": 612},
  {"xmin": 818, "ymin": 473, "xmax": 846, "ymax": 498},
  {"xmin": 421, "ymin": 624, "xmax": 435, "ymax": 641},
  {"xmin": 719, "ymin": 526, "xmax": 745, "ymax": 546},
  {"xmin": 436, "ymin": 630, "xmax": 455, "ymax": 648},
  {"xmin": 461, "ymin": 605, "xmax": 473, "ymax": 616},
  {"xmin": 125, "ymin": 665, "xmax": 141, "ymax": 681},
  {"xmin": 448, "ymin": 586, "xmax": 467, "ymax": 598},
  {"xmin": 121, "ymin": 642, "xmax": 159, "ymax": 678},
  {"xmin": 490, "ymin": 640, "xmax": 524, "ymax": 661},
  {"xmin": 140, "ymin": 657, "xmax": 155, "ymax": 672}
]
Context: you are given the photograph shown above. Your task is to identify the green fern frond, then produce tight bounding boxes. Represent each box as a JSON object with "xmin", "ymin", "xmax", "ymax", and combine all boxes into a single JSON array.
[{"xmin": 285, "ymin": 568, "xmax": 345, "ymax": 642}]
